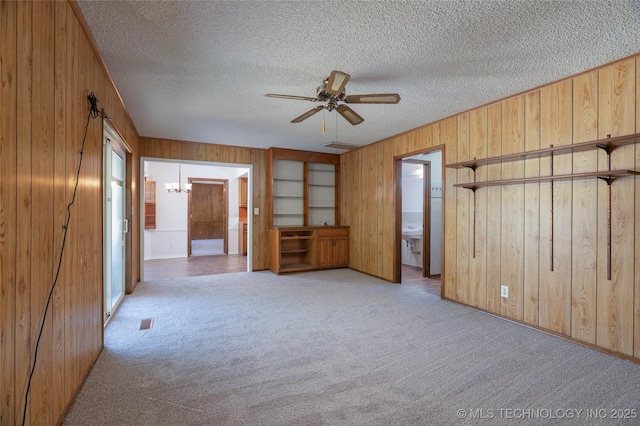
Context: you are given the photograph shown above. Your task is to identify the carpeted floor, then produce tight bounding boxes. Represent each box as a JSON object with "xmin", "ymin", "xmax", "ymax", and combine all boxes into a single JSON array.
[
  {"xmin": 191, "ymin": 238, "xmax": 224, "ymax": 256},
  {"xmin": 64, "ymin": 269, "xmax": 640, "ymax": 425}
]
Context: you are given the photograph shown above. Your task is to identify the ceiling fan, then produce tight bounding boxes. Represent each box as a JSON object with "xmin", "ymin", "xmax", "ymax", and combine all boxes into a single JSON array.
[{"xmin": 265, "ymin": 70, "xmax": 401, "ymax": 125}]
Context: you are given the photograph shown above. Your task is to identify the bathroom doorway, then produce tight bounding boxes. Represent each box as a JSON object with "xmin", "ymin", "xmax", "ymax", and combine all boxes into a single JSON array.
[{"xmin": 396, "ymin": 149, "xmax": 443, "ymax": 284}]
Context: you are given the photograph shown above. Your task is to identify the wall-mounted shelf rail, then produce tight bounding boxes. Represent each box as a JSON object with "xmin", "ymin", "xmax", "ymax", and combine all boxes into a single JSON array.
[
  {"xmin": 446, "ymin": 132, "xmax": 640, "ymax": 280},
  {"xmin": 446, "ymin": 133, "xmax": 640, "ymax": 170},
  {"xmin": 454, "ymin": 170, "xmax": 640, "ymax": 190}
]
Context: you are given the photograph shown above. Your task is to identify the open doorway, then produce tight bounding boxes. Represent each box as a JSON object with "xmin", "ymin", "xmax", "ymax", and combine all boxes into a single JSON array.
[
  {"xmin": 397, "ymin": 149, "xmax": 443, "ymax": 295},
  {"xmin": 188, "ymin": 179, "xmax": 228, "ymax": 257},
  {"xmin": 141, "ymin": 159, "xmax": 250, "ymax": 281}
]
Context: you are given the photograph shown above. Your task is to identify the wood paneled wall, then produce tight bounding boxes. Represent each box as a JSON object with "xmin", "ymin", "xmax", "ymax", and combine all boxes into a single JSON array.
[
  {"xmin": 1, "ymin": 1, "xmax": 140, "ymax": 424},
  {"xmin": 140, "ymin": 138, "xmax": 270, "ymax": 271},
  {"xmin": 341, "ymin": 54, "xmax": 640, "ymax": 362}
]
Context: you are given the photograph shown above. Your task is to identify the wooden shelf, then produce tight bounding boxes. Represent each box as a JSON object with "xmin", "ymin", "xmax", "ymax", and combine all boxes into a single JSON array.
[
  {"xmin": 273, "ymin": 177, "xmax": 304, "ymax": 182},
  {"xmin": 281, "ymin": 235, "xmax": 313, "ymax": 240},
  {"xmin": 446, "ymin": 133, "xmax": 640, "ymax": 170},
  {"xmin": 455, "ymin": 170, "xmax": 640, "ymax": 190},
  {"xmin": 448, "ymin": 133, "xmax": 640, "ymax": 280}
]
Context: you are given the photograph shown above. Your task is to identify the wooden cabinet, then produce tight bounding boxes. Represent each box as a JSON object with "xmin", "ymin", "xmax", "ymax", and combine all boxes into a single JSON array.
[
  {"xmin": 317, "ymin": 227, "xmax": 349, "ymax": 269},
  {"xmin": 144, "ymin": 180, "xmax": 156, "ymax": 230},
  {"xmin": 238, "ymin": 176, "xmax": 248, "ymax": 207},
  {"xmin": 238, "ymin": 222, "xmax": 247, "ymax": 256},
  {"xmin": 268, "ymin": 148, "xmax": 340, "ymax": 227},
  {"xmin": 269, "ymin": 226, "xmax": 349, "ymax": 274},
  {"xmin": 270, "ymin": 227, "xmax": 316, "ymax": 273}
]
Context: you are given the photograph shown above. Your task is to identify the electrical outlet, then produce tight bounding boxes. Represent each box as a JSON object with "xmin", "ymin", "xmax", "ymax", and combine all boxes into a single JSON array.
[{"xmin": 501, "ymin": 285, "xmax": 509, "ymax": 298}]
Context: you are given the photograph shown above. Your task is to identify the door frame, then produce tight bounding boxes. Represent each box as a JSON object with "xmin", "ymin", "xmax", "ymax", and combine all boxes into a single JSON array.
[
  {"xmin": 103, "ymin": 120, "xmax": 131, "ymax": 324},
  {"xmin": 187, "ymin": 178, "xmax": 229, "ymax": 256},
  {"xmin": 394, "ymin": 146, "xmax": 444, "ymax": 284}
]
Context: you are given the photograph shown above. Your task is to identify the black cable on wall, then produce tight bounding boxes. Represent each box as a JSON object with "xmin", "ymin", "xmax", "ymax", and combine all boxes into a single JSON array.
[{"xmin": 21, "ymin": 93, "xmax": 107, "ymax": 426}]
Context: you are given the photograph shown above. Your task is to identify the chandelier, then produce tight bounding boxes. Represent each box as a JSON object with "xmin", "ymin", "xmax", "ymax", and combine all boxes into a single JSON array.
[{"xmin": 165, "ymin": 164, "xmax": 191, "ymax": 193}]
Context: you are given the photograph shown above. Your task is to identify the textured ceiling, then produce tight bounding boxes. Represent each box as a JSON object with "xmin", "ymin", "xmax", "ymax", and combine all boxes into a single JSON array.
[{"xmin": 76, "ymin": 1, "xmax": 640, "ymax": 154}]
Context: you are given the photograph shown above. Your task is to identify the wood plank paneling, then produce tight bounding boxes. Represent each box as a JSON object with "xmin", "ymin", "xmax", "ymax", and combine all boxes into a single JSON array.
[
  {"xmin": 500, "ymin": 96, "xmax": 525, "ymax": 321},
  {"xmin": 442, "ymin": 117, "xmax": 457, "ymax": 300},
  {"xmin": 571, "ymin": 71, "xmax": 598, "ymax": 344},
  {"xmin": 455, "ymin": 113, "xmax": 470, "ymax": 303},
  {"xmin": 2, "ymin": 1, "xmax": 142, "ymax": 423},
  {"xmin": 597, "ymin": 59, "xmax": 635, "ymax": 356},
  {"xmin": 16, "ymin": 2, "xmax": 34, "ymax": 423},
  {"xmin": 539, "ymin": 80, "xmax": 572, "ymax": 335},
  {"xmin": 419, "ymin": 125, "xmax": 434, "ymax": 152},
  {"xmin": 485, "ymin": 103, "xmax": 502, "ymax": 314},
  {"xmin": 1, "ymin": 1, "xmax": 18, "ymax": 424},
  {"xmin": 30, "ymin": 2, "xmax": 55, "ymax": 422},
  {"xmin": 523, "ymin": 90, "xmax": 540, "ymax": 326},
  {"xmin": 52, "ymin": 1, "xmax": 68, "ymax": 420},
  {"xmin": 468, "ymin": 107, "xmax": 488, "ymax": 309},
  {"xmin": 393, "ymin": 134, "xmax": 410, "ymax": 158},
  {"xmin": 636, "ymin": 57, "xmax": 640, "ymax": 359},
  {"xmin": 364, "ymin": 144, "xmax": 378, "ymax": 276},
  {"xmin": 381, "ymin": 141, "xmax": 395, "ymax": 281}
]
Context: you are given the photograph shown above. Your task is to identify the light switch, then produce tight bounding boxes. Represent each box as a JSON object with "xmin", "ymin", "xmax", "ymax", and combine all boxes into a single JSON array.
[{"xmin": 254, "ymin": 207, "xmax": 259, "ymax": 215}]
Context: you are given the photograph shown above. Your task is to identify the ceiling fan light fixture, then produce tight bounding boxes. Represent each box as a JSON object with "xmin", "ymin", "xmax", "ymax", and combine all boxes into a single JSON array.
[{"xmin": 266, "ymin": 70, "xmax": 399, "ymax": 125}]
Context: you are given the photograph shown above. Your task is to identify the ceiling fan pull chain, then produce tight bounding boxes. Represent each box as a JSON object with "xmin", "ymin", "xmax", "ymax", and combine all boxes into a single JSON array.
[{"xmin": 322, "ymin": 111, "xmax": 326, "ymax": 134}]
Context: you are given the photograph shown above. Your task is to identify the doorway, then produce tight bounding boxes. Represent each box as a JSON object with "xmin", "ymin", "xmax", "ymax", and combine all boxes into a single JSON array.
[
  {"xmin": 140, "ymin": 160, "xmax": 251, "ymax": 281},
  {"xmin": 396, "ymin": 149, "xmax": 443, "ymax": 287},
  {"xmin": 188, "ymin": 179, "xmax": 228, "ymax": 256},
  {"xmin": 103, "ymin": 132, "xmax": 127, "ymax": 323}
]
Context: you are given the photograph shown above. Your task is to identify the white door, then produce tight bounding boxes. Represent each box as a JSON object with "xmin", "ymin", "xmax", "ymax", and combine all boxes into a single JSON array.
[{"xmin": 104, "ymin": 137, "xmax": 126, "ymax": 323}]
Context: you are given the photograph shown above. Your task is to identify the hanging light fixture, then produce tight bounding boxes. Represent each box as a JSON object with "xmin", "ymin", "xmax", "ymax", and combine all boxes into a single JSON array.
[{"xmin": 165, "ymin": 164, "xmax": 192, "ymax": 193}]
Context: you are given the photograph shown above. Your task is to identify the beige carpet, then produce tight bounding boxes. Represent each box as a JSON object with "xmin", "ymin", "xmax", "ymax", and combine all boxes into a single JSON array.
[
  {"xmin": 191, "ymin": 238, "xmax": 224, "ymax": 256},
  {"xmin": 64, "ymin": 269, "xmax": 640, "ymax": 425}
]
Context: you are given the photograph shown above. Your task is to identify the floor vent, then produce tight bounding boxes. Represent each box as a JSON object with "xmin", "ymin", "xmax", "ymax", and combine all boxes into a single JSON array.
[{"xmin": 139, "ymin": 318, "xmax": 154, "ymax": 330}]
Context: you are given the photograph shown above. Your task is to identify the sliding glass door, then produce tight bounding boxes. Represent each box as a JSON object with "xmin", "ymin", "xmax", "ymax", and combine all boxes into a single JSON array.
[{"xmin": 104, "ymin": 136, "xmax": 126, "ymax": 323}]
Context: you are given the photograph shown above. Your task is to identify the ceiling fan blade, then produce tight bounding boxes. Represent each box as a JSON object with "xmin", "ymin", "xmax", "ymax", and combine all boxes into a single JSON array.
[
  {"xmin": 336, "ymin": 104, "xmax": 364, "ymax": 125},
  {"xmin": 265, "ymin": 94, "xmax": 317, "ymax": 101},
  {"xmin": 344, "ymin": 93, "xmax": 401, "ymax": 104},
  {"xmin": 291, "ymin": 106, "xmax": 324, "ymax": 123},
  {"xmin": 325, "ymin": 70, "xmax": 350, "ymax": 96}
]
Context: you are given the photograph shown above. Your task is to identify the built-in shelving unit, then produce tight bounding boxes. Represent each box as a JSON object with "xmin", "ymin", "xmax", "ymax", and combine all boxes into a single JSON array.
[
  {"xmin": 267, "ymin": 148, "xmax": 340, "ymax": 227},
  {"xmin": 446, "ymin": 133, "xmax": 640, "ymax": 279},
  {"xmin": 272, "ymin": 159, "xmax": 305, "ymax": 226},
  {"xmin": 308, "ymin": 162, "xmax": 336, "ymax": 226}
]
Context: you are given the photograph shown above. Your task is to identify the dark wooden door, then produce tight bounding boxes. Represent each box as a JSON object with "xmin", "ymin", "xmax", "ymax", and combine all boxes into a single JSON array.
[{"xmin": 191, "ymin": 183, "xmax": 225, "ymax": 240}]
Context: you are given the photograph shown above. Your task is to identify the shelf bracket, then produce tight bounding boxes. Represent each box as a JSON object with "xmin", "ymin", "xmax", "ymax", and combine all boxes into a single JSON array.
[
  {"xmin": 597, "ymin": 176, "xmax": 613, "ymax": 281},
  {"xmin": 549, "ymin": 148, "xmax": 554, "ymax": 272},
  {"xmin": 471, "ymin": 187, "xmax": 477, "ymax": 259}
]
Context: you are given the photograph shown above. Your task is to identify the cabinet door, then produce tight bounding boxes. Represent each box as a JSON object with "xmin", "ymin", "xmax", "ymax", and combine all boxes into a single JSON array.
[
  {"xmin": 239, "ymin": 177, "xmax": 248, "ymax": 207},
  {"xmin": 317, "ymin": 236, "xmax": 334, "ymax": 268},
  {"xmin": 333, "ymin": 236, "xmax": 349, "ymax": 267}
]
